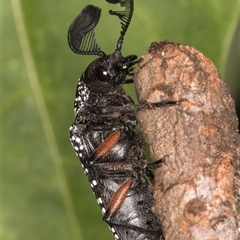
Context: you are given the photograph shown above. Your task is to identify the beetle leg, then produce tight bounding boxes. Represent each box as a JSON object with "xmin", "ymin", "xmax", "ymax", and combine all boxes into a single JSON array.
[
  {"xmin": 101, "ymin": 100, "xmax": 180, "ymax": 115},
  {"xmin": 146, "ymin": 157, "xmax": 167, "ymax": 185}
]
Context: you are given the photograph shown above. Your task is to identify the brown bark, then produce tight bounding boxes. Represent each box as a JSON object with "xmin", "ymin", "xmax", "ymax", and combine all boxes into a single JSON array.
[{"xmin": 134, "ymin": 41, "xmax": 240, "ymax": 240}]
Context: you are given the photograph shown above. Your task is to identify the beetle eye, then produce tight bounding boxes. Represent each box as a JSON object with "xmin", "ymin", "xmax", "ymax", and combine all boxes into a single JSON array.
[{"xmin": 96, "ymin": 66, "xmax": 110, "ymax": 82}]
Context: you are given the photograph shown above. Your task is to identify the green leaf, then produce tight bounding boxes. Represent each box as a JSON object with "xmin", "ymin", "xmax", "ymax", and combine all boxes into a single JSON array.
[{"xmin": 2, "ymin": 0, "xmax": 239, "ymax": 239}]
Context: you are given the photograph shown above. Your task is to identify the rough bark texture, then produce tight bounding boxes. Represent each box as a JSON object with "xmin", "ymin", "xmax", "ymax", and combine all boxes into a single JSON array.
[{"xmin": 134, "ymin": 41, "xmax": 240, "ymax": 240}]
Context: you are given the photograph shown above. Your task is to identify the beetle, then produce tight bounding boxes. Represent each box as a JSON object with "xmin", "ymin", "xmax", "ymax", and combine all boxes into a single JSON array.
[{"xmin": 68, "ymin": 0, "xmax": 177, "ymax": 239}]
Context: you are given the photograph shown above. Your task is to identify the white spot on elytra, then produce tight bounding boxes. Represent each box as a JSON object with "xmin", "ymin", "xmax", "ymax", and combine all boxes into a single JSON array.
[
  {"xmin": 92, "ymin": 180, "xmax": 97, "ymax": 186},
  {"xmin": 97, "ymin": 197, "xmax": 102, "ymax": 204},
  {"xmin": 74, "ymin": 146, "xmax": 79, "ymax": 151},
  {"xmin": 102, "ymin": 207, "xmax": 106, "ymax": 214}
]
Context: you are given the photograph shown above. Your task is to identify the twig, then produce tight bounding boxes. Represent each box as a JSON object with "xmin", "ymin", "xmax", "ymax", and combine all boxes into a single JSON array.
[{"xmin": 134, "ymin": 41, "xmax": 240, "ymax": 240}]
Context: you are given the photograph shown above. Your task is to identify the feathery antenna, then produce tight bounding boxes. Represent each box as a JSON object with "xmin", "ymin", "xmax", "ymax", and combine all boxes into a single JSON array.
[
  {"xmin": 68, "ymin": 5, "xmax": 105, "ymax": 56},
  {"xmin": 106, "ymin": 0, "xmax": 134, "ymax": 51}
]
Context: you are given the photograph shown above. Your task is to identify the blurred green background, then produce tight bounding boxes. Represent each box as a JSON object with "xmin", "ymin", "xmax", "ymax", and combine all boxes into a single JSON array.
[{"xmin": 2, "ymin": 0, "xmax": 239, "ymax": 239}]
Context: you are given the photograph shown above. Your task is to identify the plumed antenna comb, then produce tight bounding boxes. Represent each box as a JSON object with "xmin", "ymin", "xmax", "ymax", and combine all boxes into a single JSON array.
[
  {"xmin": 106, "ymin": 0, "xmax": 134, "ymax": 51},
  {"xmin": 68, "ymin": 5, "xmax": 105, "ymax": 56}
]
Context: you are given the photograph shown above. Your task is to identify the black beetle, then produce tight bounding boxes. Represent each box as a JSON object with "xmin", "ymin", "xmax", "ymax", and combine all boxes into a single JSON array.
[{"xmin": 68, "ymin": 1, "xmax": 177, "ymax": 239}]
